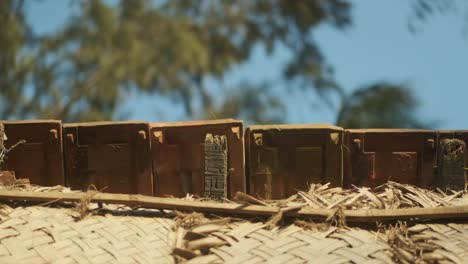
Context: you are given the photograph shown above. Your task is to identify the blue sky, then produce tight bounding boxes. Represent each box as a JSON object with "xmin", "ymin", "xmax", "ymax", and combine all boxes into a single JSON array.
[{"xmin": 27, "ymin": 1, "xmax": 468, "ymax": 128}]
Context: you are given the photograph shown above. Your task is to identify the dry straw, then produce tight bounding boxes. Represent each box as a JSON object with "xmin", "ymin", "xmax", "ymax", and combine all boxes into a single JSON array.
[{"xmin": 0, "ymin": 181, "xmax": 465, "ymax": 262}]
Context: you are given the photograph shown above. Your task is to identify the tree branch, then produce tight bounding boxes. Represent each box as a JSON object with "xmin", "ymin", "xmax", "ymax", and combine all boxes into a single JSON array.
[{"xmin": 49, "ymin": 70, "xmax": 102, "ymax": 120}]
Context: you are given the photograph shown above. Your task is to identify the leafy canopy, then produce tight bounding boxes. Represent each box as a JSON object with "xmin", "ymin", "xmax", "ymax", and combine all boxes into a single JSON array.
[
  {"xmin": 1, "ymin": 0, "xmax": 351, "ymax": 122},
  {"xmin": 336, "ymin": 83, "xmax": 426, "ymax": 129},
  {"xmin": 1, "ymin": 0, "xmax": 429, "ymax": 128}
]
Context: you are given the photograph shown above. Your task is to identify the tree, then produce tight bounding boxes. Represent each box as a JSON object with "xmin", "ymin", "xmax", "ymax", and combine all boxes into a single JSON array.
[
  {"xmin": 0, "ymin": 0, "xmax": 35, "ymax": 118},
  {"xmin": 1, "ymin": 0, "xmax": 432, "ymax": 128},
  {"xmin": 336, "ymin": 83, "xmax": 427, "ymax": 128},
  {"xmin": 201, "ymin": 83, "xmax": 286, "ymax": 124},
  {"xmin": 1, "ymin": 0, "xmax": 351, "ymax": 122},
  {"xmin": 332, "ymin": 0, "xmax": 466, "ymax": 129},
  {"xmin": 408, "ymin": 0, "xmax": 468, "ymax": 33}
]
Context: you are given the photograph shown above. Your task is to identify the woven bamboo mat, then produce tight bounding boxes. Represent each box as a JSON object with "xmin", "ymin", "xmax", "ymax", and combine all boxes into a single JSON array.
[
  {"xmin": 0, "ymin": 205, "xmax": 175, "ymax": 264},
  {"xmin": 185, "ymin": 223, "xmax": 394, "ymax": 264},
  {"xmin": 386, "ymin": 223, "xmax": 468, "ymax": 264},
  {"xmin": 0, "ymin": 181, "xmax": 466, "ymax": 263},
  {"xmin": 178, "ymin": 217, "xmax": 468, "ymax": 264},
  {"xmin": 0, "ymin": 204, "xmax": 466, "ymax": 263}
]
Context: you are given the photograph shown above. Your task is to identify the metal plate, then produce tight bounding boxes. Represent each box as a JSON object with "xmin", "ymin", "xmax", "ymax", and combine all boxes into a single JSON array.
[
  {"xmin": 437, "ymin": 131, "xmax": 468, "ymax": 190},
  {"xmin": 63, "ymin": 121, "xmax": 152, "ymax": 195},
  {"xmin": 1, "ymin": 120, "xmax": 64, "ymax": 186},
  {"xmin": 151, "ymin": 119, "xmax": 244, "ymax": 199},
  {"xmin": 245, "ymin": 124, "xmax": 343, "ymax": 199},
  {"xmin": 344, "ymin": 129, "xmax": 437, "ymax": 188},
  {"xmin": 438, "ymin": 131, "xmax": 468, "ymax": 168}
]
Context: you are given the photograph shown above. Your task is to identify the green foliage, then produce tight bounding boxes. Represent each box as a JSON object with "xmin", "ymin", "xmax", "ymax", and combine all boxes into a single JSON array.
[
  {"xmin": 0, "ymin": 0, "xmax": 428, "ymax": 128},
  {"xmin": 201, "ymin": 83, "xmax": 286, "ymax": 125},
  {"xmin": 1, "ymin": 0, "xmax": 351, "ymax": 122},
  {"xmin": 336, "ymin": 83, "xmax": 427, "ymax": 129},
  {"xmin": 408, "ymin": 0, "xmax": 467, "ymax": 33},
  {"xmin": 0, "ymin": 0, "xmax": 35, "ymax": 118}
]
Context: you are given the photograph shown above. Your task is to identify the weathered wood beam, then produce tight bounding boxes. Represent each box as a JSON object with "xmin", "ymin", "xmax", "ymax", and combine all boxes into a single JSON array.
[{"xmin": 0, "ymin": 190, "xmax": 466, "ymax": 222}]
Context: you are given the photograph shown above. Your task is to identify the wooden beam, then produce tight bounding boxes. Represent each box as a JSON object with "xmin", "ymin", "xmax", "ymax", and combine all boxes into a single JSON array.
[{"xmin": 0, "ymin": 190, "xmax": 466, "ymax": 222}]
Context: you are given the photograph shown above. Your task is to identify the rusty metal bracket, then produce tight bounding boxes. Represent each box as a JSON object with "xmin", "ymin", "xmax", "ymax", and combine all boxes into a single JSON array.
[
  {"xmin": 204, "ymin": 134, "xmax": 228, "ymax": 199},
  {"xmin": 438, "ymin": 138, "xmax": 466, "ymax": 190},
  {"xmin": 153, "ymin": 131, "xmax": 163, "ymax": 144},
  {"xmin": 231, "ymin": 126, "xmax": 241, "ymax": 140},
  {"xmin": 353, "ymin": 139, "xmax": 362, "ymax": 152},
  {"xmin": 66, "ymin": 134, "xmax": 75, "ymax": 144},
  {"xmin": 49, "ymin": 129, "xmax": 58, "ymax": 141},
  {"xmin": 253, "ymin": 133, "xmax": 263, "ymax": 146},
  {"xmin": 138, "ymin": 130, "xmax": 147, "ymax": 140},
  {"xmin": 426, "ymin": 138, "xmax": 435, "ymax": 150}
]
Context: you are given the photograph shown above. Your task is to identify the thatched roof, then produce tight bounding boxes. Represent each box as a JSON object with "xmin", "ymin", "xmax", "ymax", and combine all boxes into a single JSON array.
[{"xmin": 0, "ymin": 181, "xmax": 466, "ymax": 263}]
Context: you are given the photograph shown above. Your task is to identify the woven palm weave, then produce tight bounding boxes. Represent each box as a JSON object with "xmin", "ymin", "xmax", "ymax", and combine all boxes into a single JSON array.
[
  {"xmin": 0, "ymin": 204, "xmax": 466, "ymax": 263},
  {"xmin": 186, "ymin": 223, "xmax": 394, "ymax": 264},
  {"xmin": 0, "ymin": 204, "xmax": 396, "ymax": 264},
  {"xmin": 387, "ymin": 223, "xmax": 468, "ymax": 264},
  {"xmin": 0, "ymin": 206, "xmax": 175, "ymax": 264},
  {"xmin": 0, "ymin": 181, "xmax": 467, "ymax": 263}
]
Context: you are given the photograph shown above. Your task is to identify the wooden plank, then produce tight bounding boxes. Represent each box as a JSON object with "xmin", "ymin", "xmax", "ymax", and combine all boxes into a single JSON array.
[{"xmin": 0, "ymin": 190, "xmax": 466, "ymax": 222}]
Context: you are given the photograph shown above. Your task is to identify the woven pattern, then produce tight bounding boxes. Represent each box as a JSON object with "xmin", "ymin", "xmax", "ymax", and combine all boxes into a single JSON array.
[
  {"xmin": 185, "ymin": 222, "xmax": 394, "ymax": 264},
  {"xmin": 0, "ymin": 204, "xmax": 467, "ymax": 263},
  {"xmin": 389, "ymin": 223, "xmax": 468, "ymax": 264},
  {"xmin": 0, "ymin": 206, "xmax": 175, "ymax": 264}
]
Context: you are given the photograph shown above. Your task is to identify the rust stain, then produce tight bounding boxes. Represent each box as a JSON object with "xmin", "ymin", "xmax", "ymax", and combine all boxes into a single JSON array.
[
  {"xmin": 0, "ymin": 120, "xmax": 64, "ymax": 186},
  {"xmin": 150, "ymin": 119, "xmax": 244, "ymax": 199},
  {"xmin": 436, "ymin": 133, "xmax": 467, "ymax": 190},
  {"xmin": 344, "ymin": 129, "xmax": 437, "ymax": 188},
  {"xmin": 63, "ymin": 121, "xmax": 152, "ymax": 195},
  {"xmin": 1, "ymin": 119, "xmax": 468, "ymax": 195},
  {"xmin": 204, "ymin": 134, "xmax": 228, "ymax": 199},
  {"xmin": 245, "ymin": 124, "xmax": 343, "ymax": 199}
]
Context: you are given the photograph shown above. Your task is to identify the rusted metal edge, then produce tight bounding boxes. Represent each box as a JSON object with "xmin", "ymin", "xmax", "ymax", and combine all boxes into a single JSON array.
[
  {"xmin": 62, "ymin": 121, "xmax": 149, "ymax": 127},
  {"xmin": 437, "ymin": 130, "xmax": 468, "ymax": 134},
  {"xmin": 247, "ymin": 124, "xmax": 343, "ymax": 131},
  {"xmin": 0, "ymin": 120, "xmax": 61, "ymax": 124},
  {"xmin": 0, "ymin": 190, "xmax": 466, "ymax": 222},
  {"xmin": 151, "ymin": 119, "xmax": 242, "ymax": 128},
  {"xmin": 345, "ymin": 128, "xmax": 434, "ymax": 133}
]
